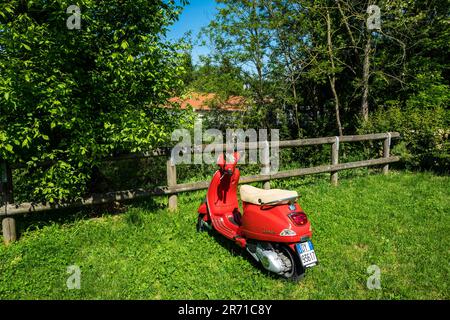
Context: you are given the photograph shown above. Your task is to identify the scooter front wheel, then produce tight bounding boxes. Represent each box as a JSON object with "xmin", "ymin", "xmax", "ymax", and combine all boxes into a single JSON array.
[{"xmin": 196, "ymin": 214, "xmax": 211, "ymax": 232}]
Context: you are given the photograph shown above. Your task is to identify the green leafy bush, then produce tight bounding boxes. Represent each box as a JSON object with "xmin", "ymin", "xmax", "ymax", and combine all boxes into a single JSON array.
[
  {"xmin": 360, "ymin": 72, "xmax": 450, "ymax": 172},
  {"xmin": 0, "ymin": 0, "xmax": 193, "ymax": 203}
]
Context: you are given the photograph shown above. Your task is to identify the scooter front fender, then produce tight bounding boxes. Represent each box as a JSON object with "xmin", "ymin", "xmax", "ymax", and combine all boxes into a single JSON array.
[{"xmin": 198, "ymin": 201, "xmax": 208, "ymax": 216}]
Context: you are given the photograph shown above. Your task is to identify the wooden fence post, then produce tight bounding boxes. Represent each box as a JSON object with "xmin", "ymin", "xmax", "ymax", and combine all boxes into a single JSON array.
[
  {"xmin": 166, "ymin": 157, "xmax": 177, "ymax": 211},
  {"xmin": 2, "ymin": 217, "xmax": 16, "ymax": 245},
  {"xmin": 1, "ymin": 161, "xmax": 16, "ymax": 244},
  {"xmin": 331, "ymin": 136, "xmax": 340, "ymax": 186},
  {"xmin": 261, "ymin": 140, "xmax": 271, "ymax": 190},
  {"xmin": 383, "ymin": 133, "xmax": 391, "ymax": 175}
]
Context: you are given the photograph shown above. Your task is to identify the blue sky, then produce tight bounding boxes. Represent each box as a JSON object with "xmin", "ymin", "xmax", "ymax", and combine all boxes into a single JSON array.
[{"xmin": 167, "ymin": 0, "xmax": 218, "ymax": 64}]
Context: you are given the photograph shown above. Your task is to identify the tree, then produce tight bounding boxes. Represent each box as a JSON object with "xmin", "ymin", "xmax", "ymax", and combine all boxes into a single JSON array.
[
  {"xmin": 197, "ymin": 0, "xmax": 449, "ymax": 170},
  {"xmin": 203, "ymin": 0, "xmax": 273, "ymax": 128},
  {"xmin": 263, "ymin": 0, "xmax": 347, "ymax": 137},
  {"xmin": 360, "ymin": 0, "xmax": 450, "ymax": 171},
  {"xmin": 0, "ymin": 0, "xmax": 192, "ymax": 203},
  {"xmin": 264, "ymin": 0, "xmax": 310, "ymax": 138},
  {"xmin": 186, "ymin": 55, "xmax": 246, "ymax": 98},
  {"xmin": 325, "ymin": 7, "xmax": 344, "ymax": 136}
]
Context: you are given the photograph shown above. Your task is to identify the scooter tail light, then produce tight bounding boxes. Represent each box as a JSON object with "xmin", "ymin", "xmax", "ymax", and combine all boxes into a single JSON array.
[{"xmin": 289, "ymin": 212, "xmax": 308, "ymax": 226}]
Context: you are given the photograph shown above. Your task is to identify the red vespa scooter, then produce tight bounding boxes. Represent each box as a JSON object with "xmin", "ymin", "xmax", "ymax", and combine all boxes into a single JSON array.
[{"xmin": 197, "ymin": 151, "xmax": 318, "ymax": 281}]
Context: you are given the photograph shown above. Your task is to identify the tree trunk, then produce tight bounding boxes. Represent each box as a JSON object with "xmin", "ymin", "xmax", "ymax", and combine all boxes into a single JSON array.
[
  {"xmin": 336, "ymin": 0, "xmax": 360, "ymax": 65},
  {"xmin": 326, "ymin": 10, "xmax": 344, "ymax": 136},
  {"xmin": 361, "ymin": 34, "xmax": 372, "ymax": 122},
  {"xmin": 292, "ymin": 82, "xmax": 301, "ymax": 138},
  {"xmin": 328, "ymin": 76, "xmax": 343, "ymax": 137}
]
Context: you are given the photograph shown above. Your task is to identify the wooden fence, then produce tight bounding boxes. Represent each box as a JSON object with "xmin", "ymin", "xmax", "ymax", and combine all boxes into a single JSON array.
[{"xmin": 0, "ymin": 132, "xmax": 400, "ymax": 244}]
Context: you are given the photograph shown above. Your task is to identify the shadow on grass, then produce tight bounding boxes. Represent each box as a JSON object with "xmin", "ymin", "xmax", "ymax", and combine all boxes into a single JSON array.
[
  {"xmin": 12, "ymin": 196, "xmax": 166, "ymax": 239},
  {"xmin": 200, "ymin": 225, "xmax": 282, "ymax": 281}
]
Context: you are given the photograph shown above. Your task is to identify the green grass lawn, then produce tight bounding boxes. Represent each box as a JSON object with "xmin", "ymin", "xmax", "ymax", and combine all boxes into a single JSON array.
[{"xmin": 0, "ymin": 171, "xmax": 449, "ymax": 300}]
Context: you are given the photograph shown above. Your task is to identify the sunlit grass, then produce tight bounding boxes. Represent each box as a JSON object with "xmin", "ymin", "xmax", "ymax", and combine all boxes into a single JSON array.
[{"xmin": 0, "ymin": 171, "xmax": 448, "ymax": 299}]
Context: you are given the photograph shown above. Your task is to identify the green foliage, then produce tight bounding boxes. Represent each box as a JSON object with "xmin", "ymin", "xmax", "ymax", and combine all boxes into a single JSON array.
[
  {"xmin": 187, "ymin": 0, "xmax": 450, "ymax": 175},
  {"xmin": 0, "ymin": 0, "xmax": 193, "ymax": 203},
  {"xmin": 0, "ymin": 172, "xmax": 449, "ymax": 299},
  {"xmin": 186, "ymin": 56, "xmax": 246, "ymax": 98},
  {"xmin": 360, "ymin": 71, "xmax": 450, "ymax": 172}
]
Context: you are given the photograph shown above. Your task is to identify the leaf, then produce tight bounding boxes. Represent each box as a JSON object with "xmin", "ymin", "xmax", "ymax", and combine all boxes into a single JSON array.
[
  {"xmin": 121, "ymin": 41, "xmax": 129, "ymax": 50},
  {"xmin": 22, "ymin": 43, "xmax": 31, "ymax": 51},
  {"xmin": 5, "ymin": 144, "xmax": 13, "ymax": 153}
]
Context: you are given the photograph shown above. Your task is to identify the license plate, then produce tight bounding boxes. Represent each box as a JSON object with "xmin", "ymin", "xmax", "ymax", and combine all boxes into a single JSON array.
[{"xmin": 296, "ymin": 241, "xmax": 318, "ymax": 268}]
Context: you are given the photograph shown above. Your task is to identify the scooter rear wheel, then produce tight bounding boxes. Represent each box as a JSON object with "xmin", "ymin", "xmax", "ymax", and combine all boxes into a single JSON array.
[{"xmin": 277, "ymin": 245, "xmax": 305, "ymax": 282}]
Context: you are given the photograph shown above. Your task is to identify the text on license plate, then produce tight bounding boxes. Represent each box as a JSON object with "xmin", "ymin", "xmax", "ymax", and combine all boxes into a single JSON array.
[{"xmin": 296, "ymin": 241, "xmax": 318, "ymax": 268}]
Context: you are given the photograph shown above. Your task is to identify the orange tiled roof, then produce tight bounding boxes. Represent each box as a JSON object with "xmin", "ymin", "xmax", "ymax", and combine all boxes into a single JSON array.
[{"xmin": 168, "ymin": 92, "xmax": 247, "ymax": 112}]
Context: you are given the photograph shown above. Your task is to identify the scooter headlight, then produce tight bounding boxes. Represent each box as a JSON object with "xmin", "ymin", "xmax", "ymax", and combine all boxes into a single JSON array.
[{"xmin": 280, "ymin": 229, "xmax": 297, "ymax": 237}]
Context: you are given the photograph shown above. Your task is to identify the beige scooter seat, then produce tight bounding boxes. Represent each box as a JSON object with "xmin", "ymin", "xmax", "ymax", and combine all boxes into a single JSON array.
[{"xmin": 240, "ymin": 185, "xmax": 298, "ymax": 205}]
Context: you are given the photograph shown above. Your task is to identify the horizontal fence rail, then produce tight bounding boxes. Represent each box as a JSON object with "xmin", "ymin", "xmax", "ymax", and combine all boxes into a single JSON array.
[{"xmin": 1, "ymin": 132, "xmax": 400, "ymax": 244}]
